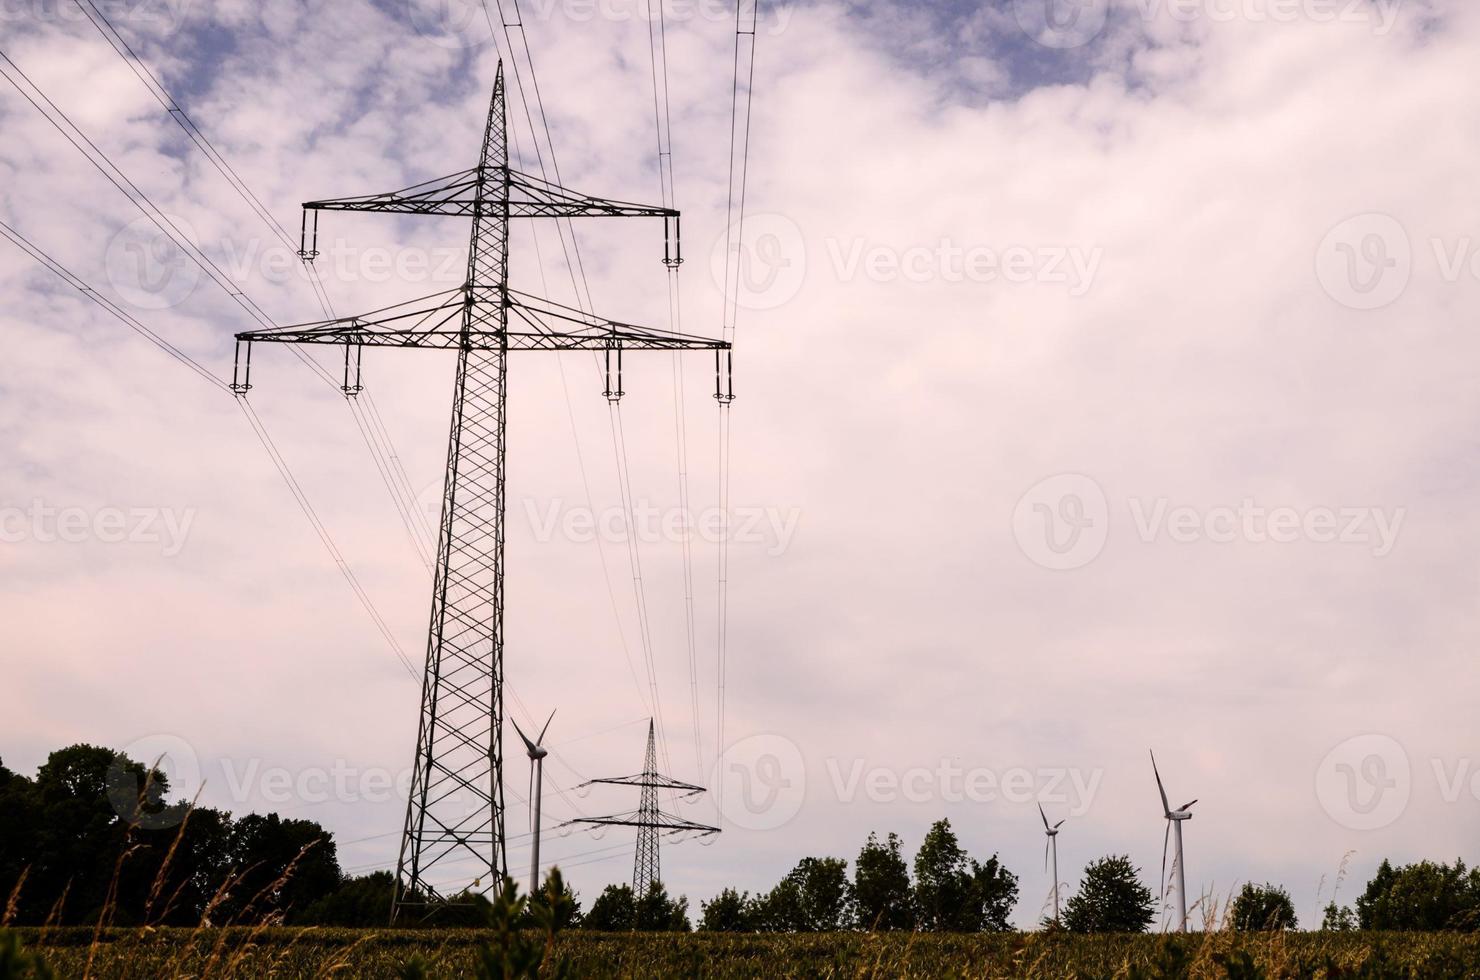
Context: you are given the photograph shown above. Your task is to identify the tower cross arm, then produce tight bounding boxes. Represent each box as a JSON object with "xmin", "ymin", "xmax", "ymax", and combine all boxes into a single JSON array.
[
  {"xmin": 563, "ymin": 813, "xmax": 721, "ymax": 836},
  {"xmin": 577, "ymin": 773, "xmax": 709, "ymax": 795},
  {"xmin": 231, "ymin": 289, "xmax": 729, "ymax": 354},
  {"xmin": 296, "ymin": 167, "xmax": 676, "ymax": 221},
  {"xmin": 303, "ymin": 168, "xmax": 485, "ymax": 217},
  {"xmin": 507, "ymin": 169, "xmax": 677, "ymax": 220}
]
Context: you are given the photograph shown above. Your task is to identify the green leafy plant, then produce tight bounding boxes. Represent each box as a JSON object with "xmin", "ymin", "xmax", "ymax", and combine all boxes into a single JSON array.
[{"xmin": 0, "ymin": 931, "xmax": 53, "ymax": 980}]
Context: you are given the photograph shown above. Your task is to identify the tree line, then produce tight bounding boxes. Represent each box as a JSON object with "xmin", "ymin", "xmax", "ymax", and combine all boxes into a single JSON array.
[
  {"xmin": 698, "ymin": 822, "xmax": 1018, "ymax": 932},
  {"xmin": 1, "ymin": 745, "xmax": 344, "ymax": 926},
  {"xmin": 5, "ymin": 744, "xmax": 1480, "ymax": 933}
]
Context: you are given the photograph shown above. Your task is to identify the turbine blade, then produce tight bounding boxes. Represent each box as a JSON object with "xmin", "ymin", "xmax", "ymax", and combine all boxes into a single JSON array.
[
  {"xmin": 1151, "ymin": 749, "xmax": 1171, "ymax": 817},
  {"xmin": 1044, "ymin": 837, "xmax": 1050, "ymax": 873},
  {"xmin": 1160, "ymin": 819, "xmax": 1171, "ymax": 904},
  {"xmin": 1180, "ymin": 799, "xmax": 1198, "ymax": 812},
  {"xmin": 538, "ymin": 708, "xmax": 557, "ymax": 746},
  {"xmin": 1038, "ymin": 802, "xmax": 1050, "ymax": 831},
  {"xmin": 511, "ymin": 716, "xmax": 537, "ymax": 755},
  {"xmin": 528, "ymin": 764, "xmax": 535, "ymax": 833},
  {"xmin": 1053, "ymin": 819, "xmax": 1066, "ymax": 830}
]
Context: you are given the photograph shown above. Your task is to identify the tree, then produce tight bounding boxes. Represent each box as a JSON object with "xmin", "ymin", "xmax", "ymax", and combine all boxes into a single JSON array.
[
  {"xmin": 141, "ymin": 805, "xmax": 235, "ymax": 925},
  {"xmin": 796, "ymin": 857, "xmax": 851, "ymax": 931},
  {"xmin": 1356, "ymin": 859, "xmax": 1480, "ymax": 931},
  {"xmin": 752, "ymin": 857, "xmax": 851, "ymax": 932},
  {"xmin": 699, "ymin": 888, "xmax": 754, "ymax": 932},
  {"xmin": 853, "ymin": 832, "xmax": 913, "ymax": 931},
  {"xmin": 1230, "ymin": 882, "xmax": 1297, "ymax": 931},
  {"xmin": 0, "ymin": 744, "xmax": 457, "ymax": 929},
  {"xmin": 0, "ymin": 761, "xmax": 40, "ymax": 919},
  {"xmin": 430, "ymin": 889, "xmax": 496, "ymax": 928},
  {"xmin": 37, "ymin": 744, "xmax": 162, "ymax": 810},
  {"xmin": 635, "ymin": 881, "xmax": 690, "ymax": 932},
  {"xmin": 220, "ymin": 813, "xmax": 341, "ymax": 922},
  {"xmin": 21, "ymin": 744, "xmax": 171, "ymax": 925},
  {"xmin": 583, "ymin": 881, "xmax": 686, "ymax": 931},
  {"xmin": 299, "ymin": 871, "xmax": 395, "ymax": 927},
  {"xmin": 32, "ymin": 745, "xmax": 142, "ymax": 921},
  {"xmin": 583, "ymin": 884, "xmax": 634, "ymax": 931},
  {"xmin": 1321, "ymin": 902, "xmax": 1357, "ymax": 932},
  {"xmin": 749, "ymin": 876, "xmax": 803, "ymax": 932},
  {"xmin": 0, "ymin": 745, "xmax": 339, "ymax": 927},
  {"xmin": 1061, "ymin": 856, "xmax": 1155, "ymax": 933},
  {"xmin": 913, "ymin": 819, "xmax": 974, "ymax": 931},
  {"xmin": 523, "ymin": 868, "xmax": 582, "ymax": 930},
  {"xmin": 911, "ymin": 819, "xmax": 1014, "ymax": 932},
  {"xmin": 969, "ymin": 854, "xmax": 1019, "ymax": 933}
]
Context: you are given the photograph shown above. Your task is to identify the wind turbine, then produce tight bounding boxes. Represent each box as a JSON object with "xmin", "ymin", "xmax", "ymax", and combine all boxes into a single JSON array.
[
  {"xmin": 512, "ymin": 710, "xmax": 556, "ymax": 899},
  {"xmin": 1038, "ymin": 803, "xmax": 1066, "ymax": 926},
  {"xmin": 1151, "ymin": 749, "xmax": 1197, "ymax": 932}
]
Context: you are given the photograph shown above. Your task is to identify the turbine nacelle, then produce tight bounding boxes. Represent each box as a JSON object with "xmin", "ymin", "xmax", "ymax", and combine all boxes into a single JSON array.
[{"xmin": 511, "ymin": 710, "xmax": 556, "ymax": 761}]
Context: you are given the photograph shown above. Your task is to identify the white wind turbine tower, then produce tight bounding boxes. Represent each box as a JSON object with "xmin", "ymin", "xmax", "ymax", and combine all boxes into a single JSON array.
[
  {"xmin": 1038, "ymin": 803, "xmax": 1066, "ymax": 926},
  {"xmin": 512, "ymin": 710, "xmax": 556, "ymax": 898},
  {"xmin": 1151, "ymin": 749, "xmax": 1197, "ymax": 932}
]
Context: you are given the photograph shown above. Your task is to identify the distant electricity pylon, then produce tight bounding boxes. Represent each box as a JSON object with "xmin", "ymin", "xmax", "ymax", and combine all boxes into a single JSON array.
[
  {"xmin": 566, "ymin": 719, "xmax": 719, "ymax": 897},
  {"xmin": 231, "ymin": 64, "xmax": 732, "ymax": 923}
]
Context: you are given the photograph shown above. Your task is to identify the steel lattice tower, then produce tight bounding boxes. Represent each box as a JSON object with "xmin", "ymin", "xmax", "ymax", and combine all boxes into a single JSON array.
[
  {"xmin": 633, "ymin": 721, "xmax": 662, "ymax": 895},
  {"xmin": 567, "ymin": 719, "xmax": 719, "ymax": 898},
  {"xmin": 230, "ymin": 65, "xmax": 731, "ymax": 922}
]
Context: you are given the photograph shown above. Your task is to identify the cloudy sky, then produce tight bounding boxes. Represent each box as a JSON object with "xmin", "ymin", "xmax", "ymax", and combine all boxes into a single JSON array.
[{"xmin": 3, "ymin": 0, "xmax": 1478, "ymax": 929}]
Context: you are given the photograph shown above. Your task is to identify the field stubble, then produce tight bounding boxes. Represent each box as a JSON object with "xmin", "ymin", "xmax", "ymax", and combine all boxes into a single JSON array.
[{"xmin": 10, "ymin": 927, "xmax": 1480, "ymax": 978}]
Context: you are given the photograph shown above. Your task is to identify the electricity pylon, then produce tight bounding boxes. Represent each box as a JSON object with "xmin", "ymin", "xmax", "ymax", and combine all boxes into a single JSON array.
[
  {"xmin": 566, "ymin": 719, "xmax": 719, "ymax": 898},
  {"xmin": 230, "ymin": 65, "xmax": 731, "ymax": 923}
]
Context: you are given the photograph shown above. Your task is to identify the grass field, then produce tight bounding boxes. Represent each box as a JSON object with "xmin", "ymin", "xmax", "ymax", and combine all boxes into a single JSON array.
[{"xmin": 9, "ymin": 928, "xmax": 1480, "ymax": 979}]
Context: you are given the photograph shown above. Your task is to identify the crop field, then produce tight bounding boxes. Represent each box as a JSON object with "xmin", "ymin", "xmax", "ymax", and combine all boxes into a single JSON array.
[{"xmin": 9, "ymin": 928, "xmax": 1480, "ymax": 979}]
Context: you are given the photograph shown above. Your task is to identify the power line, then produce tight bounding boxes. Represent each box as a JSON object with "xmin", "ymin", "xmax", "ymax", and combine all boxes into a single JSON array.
[
  {"xmin": 0, "ymin": 51, "xmax": 424, "ymax": 679},
  {"xmin": 4, "ymin": 34, "xmax": 454, "ymax": 626},
  {"xmin": 14, "ymin": 19, "xmax": 605, "ymax": 824},
  {"xmin": 643, "ymin": 0, "xmax": 706, "ymax": 787},
  {"xmin": 5, "ymin": 39, "xmax": 613, "ymax": 900},
  {"xmin": 0, "ymin": 217, "xmax": 418, "ymax": 679},
  {"xmin": 238, "ymin": 397, "xmax": 421, "ymax": 679},
  {"xmin": 0, "ymin": 218, "xmax": 229, "ymax": 393},
  {"xmin": 0, "ymin": 48, "xmax": 279, "ymax": 332},
  {"xmin": 67, "ymin": 0, "xmax": 341, "ymax": 323},
  {"xmin": 59, "ymin": 6, "xmax": 446, "ymax": 576},
  {"xmin": 482, "ymin": 0, "xmax": 684, "ymax": 793},
  {"xmin": 500, "ymin": 89, "xmax": 650, "ymax": 713},
  {"xmin": 714, "ymin": 0, "xmax": 762, "ymax": 821}
]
